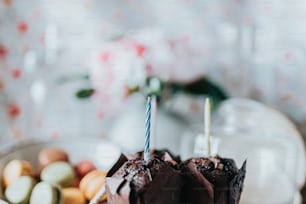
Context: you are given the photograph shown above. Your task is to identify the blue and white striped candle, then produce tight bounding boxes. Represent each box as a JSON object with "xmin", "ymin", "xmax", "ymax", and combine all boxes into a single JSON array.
[
  {"xmin": 150, "ymin": 95, "xmax": 157, "ymax": 148},
  {"xmin": 144, "ymin": 96, "xmax": 151, "ymax": 162}
]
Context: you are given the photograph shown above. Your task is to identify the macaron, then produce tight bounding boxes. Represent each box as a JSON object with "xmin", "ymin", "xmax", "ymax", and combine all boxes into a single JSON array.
[
  {"xmin": 41, "ymin": 161, "xmax": 75, "ymax": 188},
  {"xmin": 29, "ymin": 181, "xmax": 62, "ymax": 204},
  {"xmin": 38, "ymin": 147, "xmax": 69, "ymax": 169},
  {"xmin": 75, "ymin": 160, "xmax": 96, "ymax": 178},
  {"xmin": 2, "ymin": 160, "xmax": 34, "ymax": 188},
  {"xmin": 79, "ymin": 170, "xmax": 107, "ymax": 202},
  {"xmin": 62, "ymin": 188, "xmax": 86, "ymax": 204},
  {"xmin": 4, "ymin": 176, "xmax": 36, "ymax": 204}
]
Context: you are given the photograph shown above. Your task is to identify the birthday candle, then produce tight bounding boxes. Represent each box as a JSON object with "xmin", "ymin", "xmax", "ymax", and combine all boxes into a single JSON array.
[
  {"xmin": 204, "ymin": 98, "xmax": 211, "ymax": 156},
  {"xmin": 150, "ymin": 95, "xmax": 157, "ymax": 149},
  {"xmin": 144, "ymin": 96, "xmax": 151, "ymax": 162}
]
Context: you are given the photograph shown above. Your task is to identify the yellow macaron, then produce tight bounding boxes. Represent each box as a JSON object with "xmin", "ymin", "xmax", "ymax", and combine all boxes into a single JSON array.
[
  {"xmin": 79, "ymin": 170, "xmax": 107, "ymax": 202},
  {"xmin": 2, "ymin": 160, "xmax": 34, "ymax": 188},
  {"xmin": 62, "ymin": 188, "xmax": 86, "ymax": 204}
]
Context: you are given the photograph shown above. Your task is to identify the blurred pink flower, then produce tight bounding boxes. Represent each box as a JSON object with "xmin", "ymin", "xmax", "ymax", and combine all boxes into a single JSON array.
[
  {"xmin": 88, "ymin": 28, "xmax": 209, "ymax": 115},
  {"xmin": 89, "ymin": 41, "xmax": 147, "ymax": 115},
  {"xmin": 127, "ymin": 28, "xmax": 208, "ymax": 83}
]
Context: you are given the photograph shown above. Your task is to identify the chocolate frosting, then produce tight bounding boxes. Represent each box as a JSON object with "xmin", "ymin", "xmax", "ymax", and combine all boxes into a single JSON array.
[
  {"xmin": 180, "ymin": 156, "xmax": 246, "ymax": 204},
  {"xmin": 106, "ymin": 149, "xmax": 181, "ymax": 177},
  {"xmin": 106, "ymin": 156, "xmax": 182, "ymax": 204},
  {"xmin": 132, "ymin": 149, "xmax": 181, "ymax": 170}
]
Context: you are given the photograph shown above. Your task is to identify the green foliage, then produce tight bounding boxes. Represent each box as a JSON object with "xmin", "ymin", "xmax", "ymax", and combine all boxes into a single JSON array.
[
  {"xmin": 172, "ymin": 77, "xmax": 227, "ymax": 105},
  {"xmin": 76, "ymin": 88, "xmax": 94, "ymax": 99},
  {"xmin": 70, "ymin": 75, "xmax": 227, "ymax": 106}
]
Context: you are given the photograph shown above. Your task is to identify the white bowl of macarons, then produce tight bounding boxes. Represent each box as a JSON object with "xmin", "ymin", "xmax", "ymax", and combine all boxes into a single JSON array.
[{"xmin": 0, "ymin": 138, "xmax": 121, "ymax": 204}]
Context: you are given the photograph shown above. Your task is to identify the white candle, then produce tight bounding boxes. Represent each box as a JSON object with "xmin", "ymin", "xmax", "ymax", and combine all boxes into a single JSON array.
[
  {"xmin": 204, "ymin": 98, "xmax": 211, "ymax": 156},
  {"xmin": 88, "ymin": 185, "xmax": 105, "ymax": 204}
]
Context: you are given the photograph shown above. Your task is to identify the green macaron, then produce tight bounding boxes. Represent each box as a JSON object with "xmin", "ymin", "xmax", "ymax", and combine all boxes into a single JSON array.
[
  {"xmin": 29, "ymin": 181, "xmax": 62, "ymax": 204},
  {"xmin": 41, "ymin": 161, "xmax": 75, "ymax": 188},
  {"xmin": 4, "ymin": 176, "xmax": 36, "ymax": 204}
]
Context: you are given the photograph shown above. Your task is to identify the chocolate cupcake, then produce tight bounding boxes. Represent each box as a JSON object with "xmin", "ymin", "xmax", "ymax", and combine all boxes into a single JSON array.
[
  {"xmin": 107, "ymin": 149, "xmax": 181, "ymax": 177},
  {"xmin": 106, "ymin": 155, "xmax": 182, "ymax": 204},
  {"xmin": 180, "ymin": 156, "xmax": 246, "ymax": 204}
]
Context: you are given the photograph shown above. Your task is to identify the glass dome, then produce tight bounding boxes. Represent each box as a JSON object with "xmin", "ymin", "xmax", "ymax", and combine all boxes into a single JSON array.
[{"xmin": 181, "ymin": 98, "xmax": 306, "ymax": 204}]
